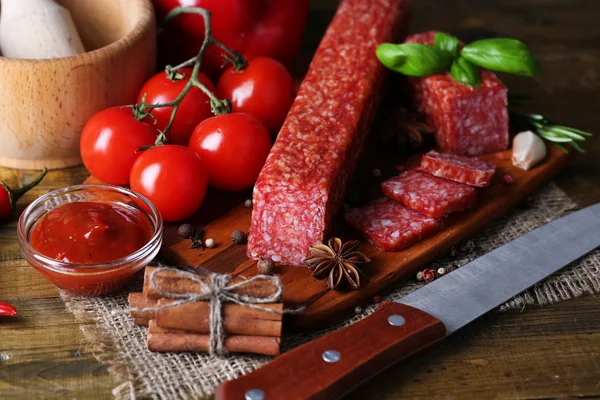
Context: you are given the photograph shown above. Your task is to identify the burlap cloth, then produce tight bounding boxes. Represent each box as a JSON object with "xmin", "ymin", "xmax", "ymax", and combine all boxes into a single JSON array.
[{"xmin": 60, "ymin": 182, "xmax": 600, "ymax": 399}]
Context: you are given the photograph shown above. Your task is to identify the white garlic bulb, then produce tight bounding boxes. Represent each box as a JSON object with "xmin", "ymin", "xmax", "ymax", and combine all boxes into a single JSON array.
[{"xmin": 512, "ymin": 130, "xmax": 547, "ymax": 170}]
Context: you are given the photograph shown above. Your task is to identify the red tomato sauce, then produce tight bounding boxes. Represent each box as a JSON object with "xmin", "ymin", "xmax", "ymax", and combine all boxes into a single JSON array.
[{"xmin": 30, "ymin": 202, "xmax": 153, "ymax": 264}]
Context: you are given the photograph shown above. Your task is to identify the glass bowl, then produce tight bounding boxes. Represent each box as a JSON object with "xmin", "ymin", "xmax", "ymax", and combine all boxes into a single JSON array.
[{"xmin": 18, "ymin": 184, "xmax": 163, "ymax": 296}]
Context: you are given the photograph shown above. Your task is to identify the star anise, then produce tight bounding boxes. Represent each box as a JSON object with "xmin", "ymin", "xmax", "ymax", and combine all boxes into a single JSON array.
[
  {"xmin": 304, "ymin": 238, "xmax": 370, "ymax": 290},
  {"xmin": 382, "ymin": 106, "xmax": 435, "ymax": 149}
]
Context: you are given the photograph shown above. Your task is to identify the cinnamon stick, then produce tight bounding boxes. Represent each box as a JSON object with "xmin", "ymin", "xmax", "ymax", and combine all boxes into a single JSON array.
[
  {"xmin": 156, "ymin": 299, "xmax": 283, "ymax": 337},
  {"xmin": 129, "ymin": 292, "xmax": 284, "ymax": 336},
  {"xmin": 147, "ymin": 321, "xmax": 280, "ymax": 356},
  {"xmin": 128, "ymin": 292, "xmax": 158, "ymax": 321},
  {"xmin": 143, "ymin": 267, "xmax": 278, "ymax": 299},
  {"xmin": 133, "ymin": 317, "xmax": 150, "ymax": 326}
]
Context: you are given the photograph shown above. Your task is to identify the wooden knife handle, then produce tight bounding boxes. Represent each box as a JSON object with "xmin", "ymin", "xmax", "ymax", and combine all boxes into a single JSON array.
[{"xmin": 215, "ymin": 302, "xmax": 446, "ymax": 400}]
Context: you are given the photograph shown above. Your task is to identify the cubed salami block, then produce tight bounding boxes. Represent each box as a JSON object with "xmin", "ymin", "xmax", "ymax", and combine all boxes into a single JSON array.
[
  {"xmin": 247, "ymin": 0, "xmax": 410, "ymax": 266},
  {"xmin": 344, "ymin": 198, "xmax": 443, "ymax": 251},
  {"xmin": 420, "ymin": 150, "xmax": 496, "ymax": 187},
  {"xmin": 405, "ymin": 31, "xmax": 509, "ymax": 156},
  {"xmin": 381, "ymin": 170, "xmax": 477, "ymax": 218}
]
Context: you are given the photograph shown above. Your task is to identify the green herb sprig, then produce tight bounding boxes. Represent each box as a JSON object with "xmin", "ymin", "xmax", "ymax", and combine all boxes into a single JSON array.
[
  {"xmin": 508, "ymin": 93, "xmax": 592, "ymax": 153},
  {"xmin": 509, "ymin": 109, "xmax": 592, "ymax": 153},
  {"xmin": 377, "ymin": 33, "xmax": 540, "ymax": 87}
]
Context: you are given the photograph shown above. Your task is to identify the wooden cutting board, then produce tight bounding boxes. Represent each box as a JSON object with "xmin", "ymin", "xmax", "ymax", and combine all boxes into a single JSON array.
[{"xmin": 85, "ymin": 144, "xmax": 572, "ymax": 329}]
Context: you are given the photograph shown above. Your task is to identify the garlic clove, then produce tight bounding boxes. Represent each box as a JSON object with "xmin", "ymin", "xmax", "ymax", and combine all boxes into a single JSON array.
[{"xmin": 512, "ymin": 130, "xmax": 547, "ymax": 170}]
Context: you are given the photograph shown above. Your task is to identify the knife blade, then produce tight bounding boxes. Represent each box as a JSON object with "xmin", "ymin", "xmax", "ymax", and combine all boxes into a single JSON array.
[{"xmin": 215, "ymin": 203, "xmax": 600, "ymax": 400}]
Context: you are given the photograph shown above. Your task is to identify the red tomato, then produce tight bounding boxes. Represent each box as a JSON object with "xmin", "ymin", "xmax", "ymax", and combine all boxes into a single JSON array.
[
  {"xmin": 188, "ymin": 113, "xmax": 271, "ymax": 191},
  {"xmin": 129, "ymin": 145, "xmax": 208, "ymax": 222},
  {"xmin": 138, "ymin": 68, "xmax": 215, "ymax": 145},
  {"xmin": 217, "ymin": 57, "xmax": 295, "ymax": 135},
  {"xmin": 80, "ymin": 107, "xmax": 157, "ymax": 185}
]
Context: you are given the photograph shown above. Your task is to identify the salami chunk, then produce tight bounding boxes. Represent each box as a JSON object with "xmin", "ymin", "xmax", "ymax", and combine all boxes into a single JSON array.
[
  {"xmin": 247, "ymin": 0, "xmax": 410, "ymax": 266},
  {"xmin": 420, "ymin": 150, "xmax": 496, "ymax": 187},
  {"xmin": 381, "ymin": 170, "xmax": 477, "ymax": 218},
  {"xmin": 344, "ymin": 198, "xmax": 443, "ymax": 251},
  {"xmin": 405, "ymin": 31, "xmax": 509, "ymax": 156}
]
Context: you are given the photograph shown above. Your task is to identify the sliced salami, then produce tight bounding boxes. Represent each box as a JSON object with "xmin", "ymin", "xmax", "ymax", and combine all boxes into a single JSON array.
[
  {"xmin": 381, "ymin": 170, "xmax": 477, "ymax": 218},
  {"xmin": 247, "ymin": 0, "xmax": 410, "ymax": 266},
  {"xmin": 405, "ymin": 31, "xmax": 509, "ymax": 156},
  {"xmin": 344, "ymin": 197, "xmax": 443, "ymax": 252},
  {"xmin": 420, "ymin": 150, "xmax": 496, "ymax": 187}
]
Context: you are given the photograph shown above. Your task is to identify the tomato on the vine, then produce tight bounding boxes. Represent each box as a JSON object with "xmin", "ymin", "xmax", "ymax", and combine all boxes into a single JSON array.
[
  {"xmin": 217, "ymin": 57, "xmax": 295, "ymax": 135},
  {"xmin": 80, "ymin": 107, "xmax": 157, "ymax": 185},
  {"xmin": 138, "ymin": 68, "xmax": 215, "ymax": 145},
  {"xmin": 188, "ymin": 113, "xmax": 271, "ymax": 191},
  {"xmin": 153, "ymin": 0, "xmax": 309, "ymax": 78},
  {"xmin": 129, "ymin": 145, "xmax": 208, "ymax": 222}
]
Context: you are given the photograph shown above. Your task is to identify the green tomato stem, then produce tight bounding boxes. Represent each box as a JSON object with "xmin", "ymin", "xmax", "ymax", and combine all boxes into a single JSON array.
[
  {"xmin": 133, "ymin": 7, "xmax": 243, "ymax": 144},
  {"xmin": 168, "ymin": 58, "xmax": 197, "ymax": 74}
]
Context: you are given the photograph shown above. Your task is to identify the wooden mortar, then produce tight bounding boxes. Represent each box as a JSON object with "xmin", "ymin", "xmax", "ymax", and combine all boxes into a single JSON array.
[{"xmin": 0, "ymin": 0, "xmax": 157, "ymax": 170}]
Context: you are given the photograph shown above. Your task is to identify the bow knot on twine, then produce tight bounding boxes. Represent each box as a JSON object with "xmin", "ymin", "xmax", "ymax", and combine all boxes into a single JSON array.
[{"xmin": 128, "ymin": 266, "xmax": 302, "ymax": 357}]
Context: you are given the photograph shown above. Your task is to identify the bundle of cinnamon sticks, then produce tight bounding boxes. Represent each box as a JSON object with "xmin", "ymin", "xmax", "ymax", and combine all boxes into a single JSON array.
[{"xmin": 129, "ymin": 267, "xmax": 283, "ymax": 356}]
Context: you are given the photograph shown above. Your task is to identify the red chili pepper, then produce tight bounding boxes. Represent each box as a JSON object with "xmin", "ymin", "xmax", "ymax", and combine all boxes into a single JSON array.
[
  {"xmin": 153, "ymin": 0, "xmax": 309, "ymax": 78},
  {"xmin": 0, "ymin": 301, "xmax": 17, "ymax": 317},
  {"xmin": 0, "ymin": 168, "xmax": 47, "ymax": 220},
  {"xmin": 503, "ymin": 174, "xmax": 514, "ymax": 185}
]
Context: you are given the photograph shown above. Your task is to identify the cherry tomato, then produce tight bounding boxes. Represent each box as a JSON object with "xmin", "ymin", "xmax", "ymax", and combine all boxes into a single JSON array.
[
  {"xmin": 217, "ymin": 57, "xmax": 295, "ymax": 135},
  {"xmin": 188, "ymin": 113, "xmax": 271, "ymax": 191},
  {"xmin": 80, "ymin": 107, "xmax": 157, "ymax": 185},
  {"xmin": 138, "ymin": 68, "xmax": 215, "ymax": 145},
  {"xmin": 130, "ymin": 145, "xmax": 208, "ymax": 222}
]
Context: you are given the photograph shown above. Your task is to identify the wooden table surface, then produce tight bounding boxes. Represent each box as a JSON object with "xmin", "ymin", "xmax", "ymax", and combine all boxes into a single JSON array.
[{"xmin": 1, "ymin": 0, "xmax": 600, "ymax": 398}]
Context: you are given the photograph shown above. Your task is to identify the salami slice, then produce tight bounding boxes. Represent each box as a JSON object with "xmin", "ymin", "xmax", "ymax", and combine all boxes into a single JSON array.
[
  {"xmin": 247, "ymin": 0, "xmax": 410, "ymax": 266},
  {"xmin": 405, "ymin": 31, "xmax": 509, "ymax": 156},
  {"xmin": 344, "ymin": 197, "xmax": 443, "ymax": 252},
  {"xmin": 420, "ymin": 150, "xmax": 496, "ymax": 187},
  {"xmin": 381, "ymin": 170, "xmax": 477, "ymax": 218}
]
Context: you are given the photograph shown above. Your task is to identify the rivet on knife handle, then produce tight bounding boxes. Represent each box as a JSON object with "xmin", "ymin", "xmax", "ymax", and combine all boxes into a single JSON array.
[{"xmin": 215, "ymin": 302, "xmax": 446, "ymax": 400}]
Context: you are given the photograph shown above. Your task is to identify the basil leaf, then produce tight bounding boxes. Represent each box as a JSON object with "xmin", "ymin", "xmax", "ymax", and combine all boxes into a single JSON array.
[
  {"xmin": 450, "ymin": 57, "xmax": 481, "ymax": 87},
  {"xmin": 434, "ymin": 32, "xmax": 460, "ymax": 58},
  {"xmin": 461, "ymin": 38, "xmax": 541, "ymax": 76},
  {"xmin": 377, "ymin": 43, "xmax": 452, "ymax": 77}
]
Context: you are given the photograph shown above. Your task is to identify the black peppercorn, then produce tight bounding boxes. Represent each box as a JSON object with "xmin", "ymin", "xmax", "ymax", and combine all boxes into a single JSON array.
[
  {"xmin": 257, "ymin": 258, "xmax": 275, "ymax": 274},
  {"xmin": 231, "ymin": 230, "xmax": 247, "ymax": 244},
  {"xmin": 178, "ymin": 224, "xmax": 195, "ymax": 238}
]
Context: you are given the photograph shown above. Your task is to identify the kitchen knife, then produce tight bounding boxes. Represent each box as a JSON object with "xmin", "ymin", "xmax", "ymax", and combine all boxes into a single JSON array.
[{"xmin": 215, "ymin": 202, "xmax": 600, "ymax": 400}]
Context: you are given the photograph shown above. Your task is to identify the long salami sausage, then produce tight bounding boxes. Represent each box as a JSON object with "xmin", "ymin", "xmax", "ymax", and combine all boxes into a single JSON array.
[{"xmin": 247, "ymin": 0, "xmax": 411, "ymax": 266}]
